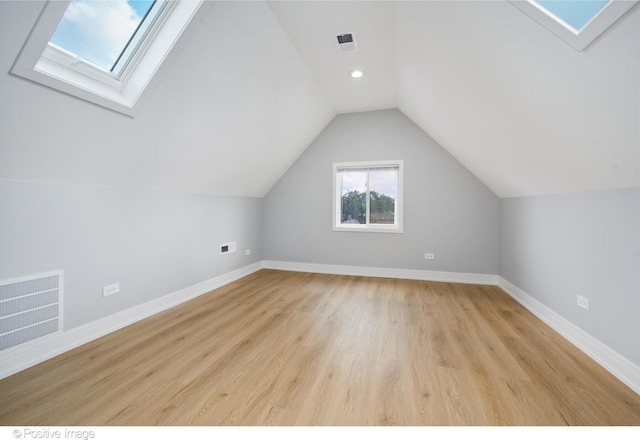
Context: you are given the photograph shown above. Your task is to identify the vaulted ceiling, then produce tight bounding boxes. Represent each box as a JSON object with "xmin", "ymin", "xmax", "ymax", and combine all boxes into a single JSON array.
[{"xmin": 1, "ymin": 1, "xmax": 639, "ymax": 198}]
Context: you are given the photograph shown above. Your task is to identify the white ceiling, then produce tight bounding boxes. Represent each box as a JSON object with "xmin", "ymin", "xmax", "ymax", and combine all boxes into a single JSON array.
[
  {"xmin": 393, "ymin": 0, "xmax": 640, "ymax": 197},
  {"xmin": 1, "ymin": 1, "xmax": 639, "ymax": 198},
  {"xmin": 268, "ymin": 1, "xmax": 397, "ymax": 114}
]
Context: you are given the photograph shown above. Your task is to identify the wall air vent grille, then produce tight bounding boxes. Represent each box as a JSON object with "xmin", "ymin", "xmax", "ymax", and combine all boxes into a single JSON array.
[{"xmin": 0, "ymin": 271, "xmax": 64, "ymax": 351}]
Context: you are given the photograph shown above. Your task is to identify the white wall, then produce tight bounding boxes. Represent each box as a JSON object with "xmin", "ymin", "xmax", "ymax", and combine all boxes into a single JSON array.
[
  {"xmin": 500, "ymin": 187, "xmax": 640, "ymax": 367},
  {"xmin": 0, "ymin": 179, "xmax": 262, "ymax": 330},
  {"xmin": 263, "ymin": 109, "xmax": 500, "ymax": 275}
]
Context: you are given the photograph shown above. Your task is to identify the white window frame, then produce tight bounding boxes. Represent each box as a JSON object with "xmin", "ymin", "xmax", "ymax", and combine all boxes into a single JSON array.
[
  {"xmin": 509, "ymin": 0, "xmax": 638, "ymax": 51},
  {"xmin": 11, "ymin": 0, "xmax": 208, "ymax": 117},
  {"xmin": 333, "ymin": 160, "xmax": 404, "ymax": 234}
]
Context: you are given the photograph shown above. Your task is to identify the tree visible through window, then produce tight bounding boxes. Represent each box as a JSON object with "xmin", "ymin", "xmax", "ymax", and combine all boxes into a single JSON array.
[{"xmin": 334, "ymin": 161, "xmax": 403, "ymax": 233}]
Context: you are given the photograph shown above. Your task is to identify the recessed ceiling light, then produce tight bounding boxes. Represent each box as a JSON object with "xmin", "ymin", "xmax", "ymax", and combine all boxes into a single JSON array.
[{"xmin": 349, "ymin": 69, "xmax": 364, "ymax": 79}]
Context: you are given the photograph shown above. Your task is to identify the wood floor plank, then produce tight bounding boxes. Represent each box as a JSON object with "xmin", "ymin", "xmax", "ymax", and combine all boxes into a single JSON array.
[{"xmin": 1, "ymin": 269, "xmax": 638, "ymax": 426}]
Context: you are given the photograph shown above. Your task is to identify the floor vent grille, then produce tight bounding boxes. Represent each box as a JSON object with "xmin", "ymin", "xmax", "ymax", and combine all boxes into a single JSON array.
[{"xmin": 0, "ymin": 271, "xmax": 64, "ymax": 351}]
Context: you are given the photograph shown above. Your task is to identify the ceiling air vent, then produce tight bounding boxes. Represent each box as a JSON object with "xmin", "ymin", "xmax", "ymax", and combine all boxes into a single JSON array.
[{"xmin": 336, "ymin": 33, "xmax": 358, "ymax": 53}]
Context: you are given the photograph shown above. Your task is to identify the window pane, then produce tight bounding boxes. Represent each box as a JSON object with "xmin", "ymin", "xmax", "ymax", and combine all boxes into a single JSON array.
[
  {"xmin": 535, "ymin": 0, "xmax": 609, "ymax": 32},
  {"xmin": 49, "ymin": 0, "xmax": 155, "ymax": 71},
  {"xmin": 340, "ymin": 169, "xmax": 367, "ymax": 224},
  {"xmin": 369, "ymin": 167, "xmax": 397, "ymax": 225}
]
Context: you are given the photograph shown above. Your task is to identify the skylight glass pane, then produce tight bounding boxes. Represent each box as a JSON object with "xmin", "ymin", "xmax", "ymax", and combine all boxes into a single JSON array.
[
  {"xmin": 535, "ymin": 0, "xmax": 610, "ymax": 32},
  {"xmin": 49, "ymin": 0, "xmax": 155, "ymax": 72}
]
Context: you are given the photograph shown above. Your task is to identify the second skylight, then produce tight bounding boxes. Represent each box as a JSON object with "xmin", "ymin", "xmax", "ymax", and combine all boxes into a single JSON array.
[{"xmin": 534, "ymin": 0, "xmax": 610, "ymax": 33}]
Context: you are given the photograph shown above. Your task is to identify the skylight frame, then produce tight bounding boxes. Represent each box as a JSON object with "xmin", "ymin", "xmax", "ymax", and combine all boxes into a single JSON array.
[
  {"xmin": 39, "ymin": 0, "xmax": 170, "ymax": 92},
  {"xmin": 11, "ymin": 0, "xmax": 207, "ymax": 117},
  {"xmin": 110, "ymin": 0, "xmax": 170, "ymax": 79},
  {"xmin": 510, "ymin": 0, "xmax": 638, "ymax": 51}
]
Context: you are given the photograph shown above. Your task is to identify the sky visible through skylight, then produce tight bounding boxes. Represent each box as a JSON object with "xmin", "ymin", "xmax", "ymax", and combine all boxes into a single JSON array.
[
  {"xmin": 49, "ymin": 0, "xmax": 155, "ymax": 72},
  {"xmin": 534, "ymin": 0, "xmax": 610, "ymax": 32}
]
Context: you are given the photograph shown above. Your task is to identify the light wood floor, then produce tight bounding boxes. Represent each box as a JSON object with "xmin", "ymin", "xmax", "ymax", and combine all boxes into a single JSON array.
[{"xmin": 1, "ymin": 269, "xmax": 639, "ymax": 425}]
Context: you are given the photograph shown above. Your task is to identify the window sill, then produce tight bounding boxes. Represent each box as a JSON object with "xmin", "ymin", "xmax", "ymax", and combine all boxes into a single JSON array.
[{"xmin": 333, "ymin": 225, "xmax": 403, "ymax": 234}]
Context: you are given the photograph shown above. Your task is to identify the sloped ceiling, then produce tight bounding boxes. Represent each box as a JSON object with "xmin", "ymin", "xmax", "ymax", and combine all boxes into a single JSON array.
[
  {"xmin": 392, "ymin": 1, "xmax": 640, "ymax": 197},
  {"xmin": 0, "ymin": 1, "xmax": 334, "ymax": 197},
  {"xmin": 1, "ymin": 1, "xmax": 639, "ymax": 198}
]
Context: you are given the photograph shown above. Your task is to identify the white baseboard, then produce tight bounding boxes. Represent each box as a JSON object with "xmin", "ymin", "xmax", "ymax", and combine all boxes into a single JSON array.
[
  {"xmin": 262, "ymin": 260, "xmax": 498, "ymax": 285},
  {"xmin": 0, "ymin": 262, "xmax": 263, "ymax": 380},
  {"xmin": 498, "ymin": 276, "xmax": 640, "ymax": 396}
]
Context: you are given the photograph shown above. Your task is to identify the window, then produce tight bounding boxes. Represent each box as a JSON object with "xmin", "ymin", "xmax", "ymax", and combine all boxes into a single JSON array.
[
  {"xmin": 48, "ymin": 0, "xmax": 162, "ymax": 78},
  {"xmin": 534, "ymin": 0, "xmax": 610, "ymax": 33},
  {"xmin": 333, "ymin": 161, "xmax": 404, "ymax": 233},
  {"xmin": 11, "ymin": 0, "xmax": 206, "ymax": 116},
  {"xmin": 510, "ymin": 0, "xmax": 638, "ymax": 51}
]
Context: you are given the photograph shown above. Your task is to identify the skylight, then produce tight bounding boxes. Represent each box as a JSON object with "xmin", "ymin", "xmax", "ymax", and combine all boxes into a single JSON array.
[
  {"xmin": 49, "ymin": 0, "xmax": 158, "ymax": 75},
  {"xmin": 11, "ymin": 0, "xmax": 207, "ymax": 116},
  {"xmin": 510, "ymin": 0, "xmax": 638, "ymax": 50},
  {"xmin": 534, "ymin": 0, "xmax": 609, "ymax": 33}
]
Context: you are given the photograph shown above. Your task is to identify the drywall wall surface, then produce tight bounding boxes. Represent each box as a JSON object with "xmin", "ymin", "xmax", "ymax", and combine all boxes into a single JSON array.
[
  {"xmin": 0, "ymin": 179, "xmax": 262, "ymax": 330},
  {"xmin": 263, "ymin": 109, "xmax": 500, "ymax": 274},
  {"xmin": 500, "ymin": 187, "xmax": 640, "ymax": 366}
]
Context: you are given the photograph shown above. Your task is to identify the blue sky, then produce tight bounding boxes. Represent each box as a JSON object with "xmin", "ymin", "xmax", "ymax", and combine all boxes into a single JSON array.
[
  {"xmin": 535, "ymin": 0, "xmax": 610, "ymax": 31},
  {"xmin": 49, "ymin": 0, "xmax": 154, "ymax": 71}
]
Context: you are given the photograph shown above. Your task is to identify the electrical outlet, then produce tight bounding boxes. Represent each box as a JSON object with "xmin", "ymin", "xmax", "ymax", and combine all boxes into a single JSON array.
[
  {"xmin": 424, "ymin": 253, "xmax": 435, "ymax": 260},
  {"xmin": 245, "ymin": 249, "xmax": 251, "ymax": 256},
  {"xmin": 103, "ymin": 283, "xmax": 120, "ymax": 297},
  {"xmin": 577, "ymin": 295, "xmax": 590, "ymax": 311}
]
